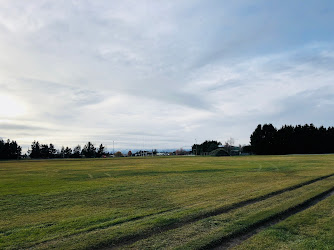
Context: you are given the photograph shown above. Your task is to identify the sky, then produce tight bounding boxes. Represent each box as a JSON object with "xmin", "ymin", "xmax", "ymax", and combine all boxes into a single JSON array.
[{"xmin": 0, "ymin": 0, "xmax": 334, "ymax": 152}]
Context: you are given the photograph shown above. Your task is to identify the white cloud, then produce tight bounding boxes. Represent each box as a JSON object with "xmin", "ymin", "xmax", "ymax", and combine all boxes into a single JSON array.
[{"xmin": 0, "ymin": 0, "xmax": 333, "ymax": 151}]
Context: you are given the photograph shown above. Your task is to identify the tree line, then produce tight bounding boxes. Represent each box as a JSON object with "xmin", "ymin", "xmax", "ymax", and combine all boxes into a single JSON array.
[
  {"xmin": 250, "ymin": 124, "xmax": 334, "ymax": 155},
  {"xmin": 2, "ymin": 123, "xmax": 334, "ymax": 160},
  {"xmin": 0, "ymin": 139, "xmax": 22, "ymax": 159},
  {"xmin": 28, "ymin": 141, "xmax": 107, "ymax": 159}
]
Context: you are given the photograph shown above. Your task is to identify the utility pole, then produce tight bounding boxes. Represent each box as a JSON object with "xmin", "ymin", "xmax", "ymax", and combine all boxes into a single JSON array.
[{"xmin": 113, "ymin": 141, "xmax": 114, "ymax": 155}]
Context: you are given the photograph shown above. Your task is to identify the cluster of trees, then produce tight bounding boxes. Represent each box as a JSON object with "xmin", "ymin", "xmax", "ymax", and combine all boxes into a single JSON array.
[
  {"xmin": 29, "ymin": 141, "xmax": 57, "ymax": 158},
  {"xmin": 175, "ymin": 148, "xmax": 188, "ymax": 155},
  {"xmin": 191, "ymin": 139, "xmax": 240, "ymax": 156},
  {"xmin": 250, "ymin": 124, "xmax": 334, "ymax": 155},
  {"xmin": 0, "ymin": 139, "xmax": 22, "ymax": 159},
  {"xmin": 192, "ymin": 140, "xmax": 221, "ymax": 155},
  {"xmin": 81, "ymin": 142, "xmax": 106, "ymax": 158},
  {"xmin": 28, "ymin": 141, "xmax": 107, "ymax": 159}
]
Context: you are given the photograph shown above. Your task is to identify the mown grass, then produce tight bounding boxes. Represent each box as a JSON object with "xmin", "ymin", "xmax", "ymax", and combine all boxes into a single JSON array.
[
  {"xmin": 0, "ymin": 155, "xmax": 334, "ymax": 249},
  {"xmin": 236, "ymin": 188, "xmax": 334, "ymax": 250},
  {"xmin": 121, "ymin": 176, "xmax": 334, "ymax": 249}
]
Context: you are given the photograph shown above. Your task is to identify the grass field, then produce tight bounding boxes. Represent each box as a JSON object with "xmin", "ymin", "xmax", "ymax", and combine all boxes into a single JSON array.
[
  {"xmin": 236, "ymin": 193, "xmax": 334, "ymax": 249},
  {"xmin": 1, "ymin": 155, "xmax": 334, "ymax": 249}
]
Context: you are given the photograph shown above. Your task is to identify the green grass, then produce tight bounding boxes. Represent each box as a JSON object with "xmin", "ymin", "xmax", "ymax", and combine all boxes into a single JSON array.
[
  {"xmin": 0, "ymin": 155, "xmax": 334, "ymax": 249},
  {"xmin": 236, "ymin": 188, "xmax": 334, "ymax": 250},
  {"xmin": 123, "ymin": 176, "xmax": 334, "ymax": 249}
]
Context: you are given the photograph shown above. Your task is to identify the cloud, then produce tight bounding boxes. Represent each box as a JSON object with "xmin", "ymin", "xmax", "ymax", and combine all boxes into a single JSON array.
[
  {"xmin": 0, "ymin": 0, "xmax": 333, "ymax": 151},
  {"xmin": 274, "ymin": 86, "xmax": 334, "ymax": 127},
  {"xmin": 0, "ymin": 123, "xmax": 49, "ymax": 131}
]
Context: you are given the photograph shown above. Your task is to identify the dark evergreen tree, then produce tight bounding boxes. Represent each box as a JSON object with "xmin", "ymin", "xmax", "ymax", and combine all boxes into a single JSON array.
[
  {"xmin": 250, "ymin": 125, "xmax": 265, "ymax": 155},
  {"xmin": 72, "ymin": 145, "xmax": 81, "ymax": 158},
  {"xmin": 96, "ymin": 144, "xmax": 105, "ymax": 157},
  {"xmin": 10, "ymin": 140, "xmax": 22, "ymax": 159},
  {"xmin": 64, "ymin": 147, "xmax": 72, "ymax": 158},
  {"xmin": 29, "ymin": 141, "xmax": 41, "ymax": 158},
  {"xmin": 82, "ymin": 142, "xmax": 96, "ymax": 158},
  {"xmin": 40, "ymin": 144, "xmax": 49, "ymax": 158},
  {"xmin": 49, "ymin": 144, "xmax": 57, "ymax": 158},
  {"xmin": 0, "ymin": 139, "xmax": 21, "ymax": 159}
]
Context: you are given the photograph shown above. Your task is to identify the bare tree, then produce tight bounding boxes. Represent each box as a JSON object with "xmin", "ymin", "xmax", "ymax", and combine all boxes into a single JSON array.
[{"xmin": 224, "ymin": 137, "xmax": 235, "ymax": 154}]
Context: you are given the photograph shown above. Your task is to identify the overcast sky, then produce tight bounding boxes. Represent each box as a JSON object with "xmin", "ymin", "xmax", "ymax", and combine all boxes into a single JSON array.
[{"xmin": 0, "ymin": 0, "xmax": 334, "ymax": 152}]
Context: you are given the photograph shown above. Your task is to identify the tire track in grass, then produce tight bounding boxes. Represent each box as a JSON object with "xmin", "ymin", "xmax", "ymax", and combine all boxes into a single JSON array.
[
  {"xmin": 28, "ymin": 208, "xmax": 176, "ymax": 249},
  {"xmin": 105, "ymin": 173, "xmax": 334, "ymax": 249},
  {"xmin": 208, "ymin": 186, "xmax": 334, "ymax": 250},
  {"xmin": 30, "ymin": 173, "xmax": 334, "ymax": 249}
]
